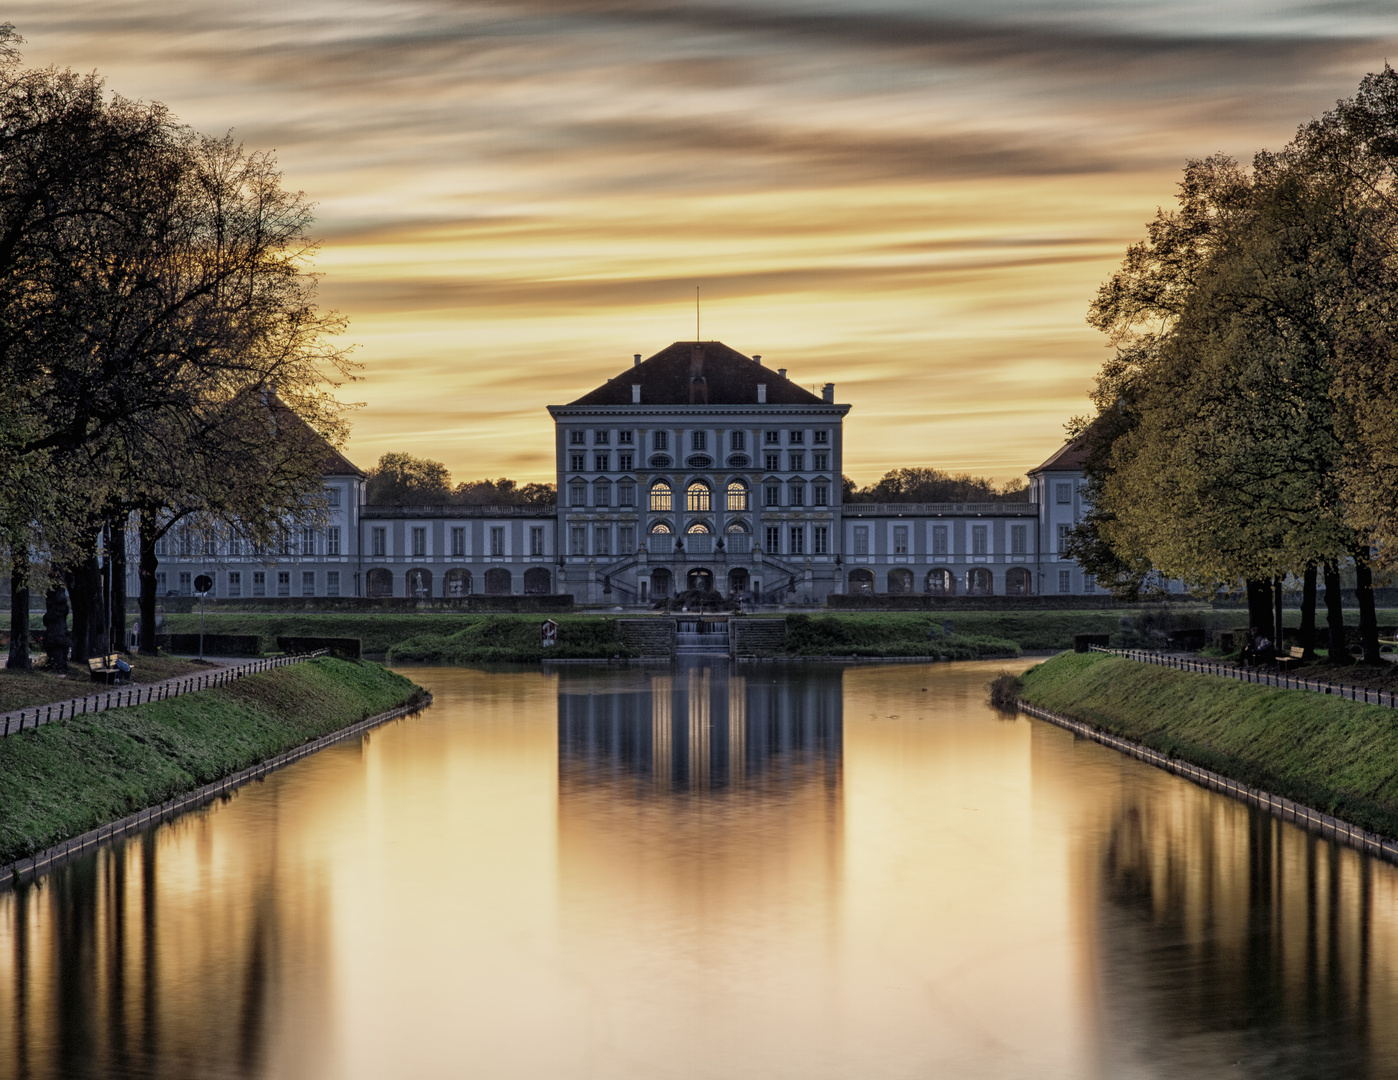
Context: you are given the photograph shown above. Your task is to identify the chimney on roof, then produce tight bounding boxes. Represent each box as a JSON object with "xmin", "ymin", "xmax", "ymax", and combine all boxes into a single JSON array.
[
  {"xmin": 633, "ymin": 353, "xmax": 641, "ymax": 366},
  {"xmin": 632, "ymin": 384, "xmax": 641, "ymax": 404},
  {"xmin": 757, "ymin": 383, "xmax": 767, "ymax": 404},
  {"xmin": 822, "ymin": 383, "xmax": 835, "ymax": 404},
  {"xmin": 753, "ymin": 354, "xmax": 762, "ymax": 364},
  {"xmin": 777, "ymin": 368, "xmax": 787, "ymax": 379}
]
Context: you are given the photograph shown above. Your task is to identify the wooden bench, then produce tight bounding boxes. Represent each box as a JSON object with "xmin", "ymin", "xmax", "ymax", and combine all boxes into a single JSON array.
[
  {"xmin": 88, "ymin": 653, "xmax": 131, "ymax": 684},
  {"xmin": 1277, "ymin": 645, "xmax": 1306, "ymax": 672}
]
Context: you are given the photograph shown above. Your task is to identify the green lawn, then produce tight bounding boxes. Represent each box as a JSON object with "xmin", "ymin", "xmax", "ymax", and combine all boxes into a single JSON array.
[
  {"xmin": 1018, "ymin": 651, "xmax": 1398, "ymax": 839},
  {"xmin": 0, "ymin": 653, "xmax": 211, "ymax": 714},
  {"xmin": 0, "ymin": 657, "xmax": 425, "ymax": 866}
]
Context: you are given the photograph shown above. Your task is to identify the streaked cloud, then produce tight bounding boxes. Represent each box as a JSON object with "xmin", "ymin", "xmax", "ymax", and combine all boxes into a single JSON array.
[{"xmin": 9, "ymin": 0, "xmax": 1398, "ymax": 481}]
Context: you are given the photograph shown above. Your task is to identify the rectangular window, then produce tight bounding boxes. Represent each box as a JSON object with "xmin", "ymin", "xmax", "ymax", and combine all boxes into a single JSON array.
[
  {"xmin": 854, "ymin": 526, "xmax": 869, "ymax": 555},
  {"xmin": 1056, "ymin": 482, "xmax": 1072, "ymax": 504},
  {"xmin": 530, "ymin": 526, "xmax": 544, "ymax": 556},
  {"xmin": 594, "ymin": 481, "xmax": 611, "ymax": 507},
  {"xmin": 570, "ymin": 526, "xmax": 586, "ymax": 556},
  {"xmin": 179, "ymin": 571, "xmax": 192, "ymax": 595},
  {"xmin": 372, "ymin": 527, "xmax": 386, "ymax": 557},
  {"xmin": 765, "ymin": 525, "xmax": 781, "ymax": 553},
  {"xmin": 813, "ymin": 430, "xmax": 828, "ymax": 445},
  {"xmin": 618, "ymin": 480, "xmax": 636, "ymax": 507},
  {"xmin": 730, "ymin": 430, "xmax": 746, "ymax": 451},
  {"xmin": 253, "ymin": 571, "xmax": 266, "ymax": 597},
  {"xmin": 281, "ymin": 531, "xmax": 292, "ymax": 555},
  {"xmin": 813, "ymin": 452, "xmax": 829, "ymax": 471},
  {"xmin": 789, "ymin": 430, "xmax": 804, "ymax": 445},
  {"xmin": 277, "ymin": 571, "xmax": 291, "ymax": 597},
  {"xmin": 229, "ymin": 535, "xmax": 241, "ymax": 557},
  {"xmin": 594, "ymin": 453, "xmax": 609, "ymax": 472},
  {"xmin": 765, "ymin": 430, "xmax": 780, "ymax": 445},
  {"xmin": 156, "ymin": 571, "xmax": 167, "ymax": 594},
  {"xmin": 594, "ymin": 429, "xmax": 610, "ymax": 445},
  {"xmin": 203, "ymin": 534, "xmax": 217, "ymax": 556},
  {"xmin": 814, "ymin": 526, "xmax": 829, "ymax": 554},
  {"xmin": 764, "ymin": 484, "xmax": 781, "ymax": 507},
  {"xmin": 1059, "ymin": 569, "xmax": 1072, "ymax": 594},
  {"xmin": 570, "ymin": 453, "xmax": 585, "ymax": 472},
  {"xmin": 789, "ymin": 483, "xmax": 805, "ymax": 507},
  {"xmin": 302, "ymin": 571, "xmax": 315, "ymax": 597},
  {"xmin": 893, "ymin": 526, "xmax": 908, "ymax": 555},
  {"xmin": 933, "ymin": 525, "xmax": 948, "ymax": 555},
  {"xmin": 788, "ymin": 452, "xmax": 804, "ymax": 471},
  {"xmin": 570, "ymin": 480, "xmax": 587, "ymax": 507},
  {"xmin": 179, "ymin": 529, "xmax": 193, "ymax": 557},
  {"xmin": 618, "ymin": 525, "xmax": 635, "ymax": 552},
  {"xmin": 789, "ymin": 526, "xmax": 805, "ymax": 554},
  {"xmin": 1011, "ymin": 524, "xmax": 1027, "ymax": 555},
  {"xmin": 228, "ymin": 571, "xmax": 242, "ymax": 597},
  {"xmin": 691, "ymin": 431, "xmax": 707, "ymax": 451},
  {"xmin": 1083, "ymin": 573, "xmax": 1096, "ymax": 594},
  {"xmin": 594, "ymin": 526, "xmax": 611, "ymax": 557},
  {"xmin": 1058, "ymin": 524, "xmax": 1071, "ymax": 554},
  {"xmin": 327, "ymin": 486, "xmax": 341, "ymax": 507},
  {"xmin": 618, "ymin": 452, "xmax": 634, "ymax": 471},
  {"xmin": 814, "ymin": 484, "xmax": 828, "ymax": 507},
  {"xmin": 653, "ymin": 431, "xmax": 668, "ymax": 451},
  {"xmin": 764, "ymin": 452, "xmax": 781, "ymax": 471},
  {"xmin": 326, "ymin": 570, "xmax": 340, "ymax": 596},
  {"xmin": 452, "ymin": 527, "xmax": 466, "ymax": 556},
  {"xmin": 570, "ymin": 430, "xmax": 586, "ymax": 445},
  {"xmin": 154, "ymin": 536, "xmax": 166, "ymax": 556},
  {"xmin": 491, "ymin": 526, "xmax": 506, "ymax": 557},
  {"xmin": 618, "ymin": 430, "xmax": 633, "ymax": 445},
  {"xmin": 326, "ymin": 527, "xmax": 341, "ymax": 556},
  {"xmin": 972, "ymin": 525, "xmax": 988, "ymax": 555},
  {"xmin": 302, "ymin": 526, "xmax": 316, "ymax": 555},
  {"xmin": 412, "ymin": 527, "xmax": 427, "ymax": 557}
]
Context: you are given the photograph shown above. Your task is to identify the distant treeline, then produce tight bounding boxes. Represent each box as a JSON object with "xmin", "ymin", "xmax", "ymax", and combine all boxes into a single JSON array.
[
  {"xmin": 366, "ymin": 453, "xmax": 555, "ymax": 507},
  {"xmin": 842, "ymin": 468, "xmax": 1028, "ymax": 504}
]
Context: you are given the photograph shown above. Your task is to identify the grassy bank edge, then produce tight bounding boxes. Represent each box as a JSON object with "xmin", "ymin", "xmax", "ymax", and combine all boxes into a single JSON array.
[
  {"xmin": 0, "ymin": 658, "xmax": 427, "ymax": 866},
  {"xmin": 1017, "ymin": 652, "xmax": 1398, "ymax": 840}
]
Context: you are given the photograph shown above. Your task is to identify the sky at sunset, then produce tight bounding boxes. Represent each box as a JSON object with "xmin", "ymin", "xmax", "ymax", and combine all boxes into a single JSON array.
[{"xmin": 12, "ymin": 1, "xmax": 1398, "ymax": 485}]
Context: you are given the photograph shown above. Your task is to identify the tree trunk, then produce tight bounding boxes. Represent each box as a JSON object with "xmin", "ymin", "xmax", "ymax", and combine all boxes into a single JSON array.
[
  {"xmin": 67, "ymin": 552, "xmax": 105, "ymax": 663},
  {"xmin": 7, "ymin": 543, "xmax": 30, "ymax": 670},
  {"xmin": 138, "ymin": 509, "xmax": 160, "ymax": 655},
  {"xmin": 1299, "ymin": 562, "xmax": 1318, "ymax": 661},
  {"xmin": 1273, "ymin": 577, "xmax": 1284, "ymax": 653},
  {"xmin": 111, "ymin": 515, "xmax": 128, "ymax": 653},
  {"xmin": 1323, "ymin": 559, "xmax": 1349, "ymax": 665},
  {"xmin": 1245, "ymin": 579, "xmax": 1272, "ymax": 639},
  {"xmin": 1354, "ymin": 547, "xmax": 1381, "ymax": 665}
]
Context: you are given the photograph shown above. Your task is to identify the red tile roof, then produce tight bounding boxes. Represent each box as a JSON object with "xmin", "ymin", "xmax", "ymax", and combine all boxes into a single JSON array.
[{"xmin": 564, "ymin": 342, "xmax": 827, "ymax": 407}]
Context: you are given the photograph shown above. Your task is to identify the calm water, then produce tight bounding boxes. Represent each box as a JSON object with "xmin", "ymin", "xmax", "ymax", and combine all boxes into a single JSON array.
[{"xmin": 2, "ymin": 659, "xmax": 1397, "ymax": 1080}]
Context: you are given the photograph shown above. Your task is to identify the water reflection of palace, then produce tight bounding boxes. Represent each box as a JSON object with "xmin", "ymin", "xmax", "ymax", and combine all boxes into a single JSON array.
[{"xmin": 556, "ymin": 660, "xmax": 843, "ymax": 796}]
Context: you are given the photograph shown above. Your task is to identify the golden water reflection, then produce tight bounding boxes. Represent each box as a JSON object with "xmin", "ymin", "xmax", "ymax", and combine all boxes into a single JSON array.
[{"xmin": 2, "ymin": 660, "xmax": 1398, "ymax": 1078}]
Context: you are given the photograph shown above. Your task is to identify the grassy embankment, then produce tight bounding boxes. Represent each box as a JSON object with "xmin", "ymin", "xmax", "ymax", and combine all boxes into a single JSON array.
[
  {"xmin": 779, "ymin": 613, "xmax": 1019, "ymax": 658},
  {"xmin": 0, "ymin": 652, "xmax": 211, "ymax": 714},
  {"xmin": 0, "ymin": 657, "xmax": 425, "ymax": 866},
  {"xmin": 1016, "ymin": 651, "xmax": 1398, "ymax": 839}
]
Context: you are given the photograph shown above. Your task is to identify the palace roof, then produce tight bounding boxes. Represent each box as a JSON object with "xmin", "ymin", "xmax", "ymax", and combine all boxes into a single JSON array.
[
  {"xmin": 563, "ymin": 341, "xmax": 828, "ymax": 407},
  {"xmin": 1029, "ymin": 436, "xmax": 1090, "ymax": 474}
]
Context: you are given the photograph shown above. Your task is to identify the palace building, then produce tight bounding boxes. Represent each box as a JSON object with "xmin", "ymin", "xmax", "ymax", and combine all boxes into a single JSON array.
[{"xmin": 140, "ymin": 341, "xmax": 1101, "ymax": 603}]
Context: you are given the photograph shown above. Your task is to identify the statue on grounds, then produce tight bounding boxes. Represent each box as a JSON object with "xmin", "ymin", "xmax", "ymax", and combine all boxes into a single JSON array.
[{"xmin": 43, "ymin": 585, "xmax": 70, "ymax": 670}]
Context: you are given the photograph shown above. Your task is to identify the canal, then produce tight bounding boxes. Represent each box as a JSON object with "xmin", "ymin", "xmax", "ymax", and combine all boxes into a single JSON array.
[{"xmin": 2, "ymin": 659, "xmax": 1396, "ymax": 1079}]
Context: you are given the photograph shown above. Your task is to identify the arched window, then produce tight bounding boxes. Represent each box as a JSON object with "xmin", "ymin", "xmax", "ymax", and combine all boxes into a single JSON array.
[
  {"xmin": 926, "ymin": 568, "xmax": 954, "ymax": 596},
  {"xmin": 407, "ymin": 568, "xmax": 433, "ymax": 599},
  {"xmin": 650, "ymin": 521, "xmax": 672, "ymax": 534},
  {"xmin": 686, "ymin": 521, "xmax": 711, "ymax": 534},
  {"xmin": 650, "ymin": 480, "xmax": 672, "ymax": 512},
  {"xmin": 726, "ymin": 480, "xmax": 749, "ymax": 511},
  {"xmin": 445, "ymin": 568, "xmax": 472, "ymax": 598},
  {"xmin": 366, "ymin": 568, "xmax": 393, "ymax": 597},
  {"xmin": 726, "ymin": 520, "xmax": 750, "ymax": 533},
  {"xmin": 887, "ymin": 568, "xmax": 913, "ymax": 595},
  {"xmin": 686, "ymin": 481, "xmax": 710, "ymax": 512}
]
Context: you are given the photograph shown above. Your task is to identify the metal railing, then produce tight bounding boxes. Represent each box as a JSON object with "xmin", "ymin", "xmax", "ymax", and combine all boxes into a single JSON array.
[
  {"xmin": 1089, "ymin": 645, "xmax": 1398, "ymax": 709},
  {"xmin": 1, "ymin": 651, "xmax": 329, "ymax": 738}
]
